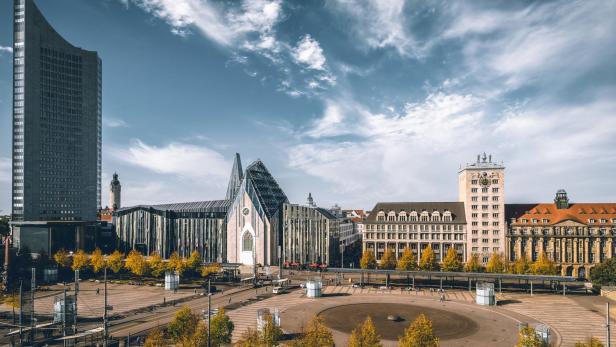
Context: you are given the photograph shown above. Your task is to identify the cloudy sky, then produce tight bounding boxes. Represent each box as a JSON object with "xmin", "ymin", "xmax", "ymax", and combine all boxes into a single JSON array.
[{"xmin": 0, "ymin": 0, "xmax": 615, "ymax": 213}]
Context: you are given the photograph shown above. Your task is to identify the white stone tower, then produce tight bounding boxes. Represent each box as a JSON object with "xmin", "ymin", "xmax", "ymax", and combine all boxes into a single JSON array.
[
  {"xmin": 109, "ymin": 172, "xmax": 121, "ymax": 211},
  {"xmin": 458, "ymin": 153, "xmax": 505, "ymax": 264}
]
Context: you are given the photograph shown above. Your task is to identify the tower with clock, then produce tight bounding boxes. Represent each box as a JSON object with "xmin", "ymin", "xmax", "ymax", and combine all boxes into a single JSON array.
[{"xmin": 458, "ymin": 153, "xmax": 506, "ymax": 264}]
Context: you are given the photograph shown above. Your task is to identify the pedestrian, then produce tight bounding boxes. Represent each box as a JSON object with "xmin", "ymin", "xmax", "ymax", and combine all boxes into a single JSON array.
[
  {"xmin": 229, "ymin": 297, "xmax": 231, "ymax": 304},
  {"xmin": 194, "ymin": 288, "xmax": 197, "ymax": 294},
  {"xmin": 163, "ymin": 297, "xmax": 166, "ymax": 305},
  {"xmin": 96, "ymin": 288, "xmax": 100, "ymax": 295}
]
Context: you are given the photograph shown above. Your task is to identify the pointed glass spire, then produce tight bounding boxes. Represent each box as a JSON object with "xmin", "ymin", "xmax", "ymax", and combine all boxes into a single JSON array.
[{"xmin": 225, "ymin": 153, "xmax": 243, "ymax": 201}]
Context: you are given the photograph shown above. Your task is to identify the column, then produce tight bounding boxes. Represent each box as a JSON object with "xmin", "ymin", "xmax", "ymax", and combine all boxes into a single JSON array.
[
  {"xmin": 608, "ymin": 239, "xmax": 613, "ymax": 259},
  {"xmin": 584, "ymin": 239, "xmax": 589, "ymax": 264},
  {"xmin": 594, "ymin": 239, "xmax": 601, "ymax": 263},
  {"xmin": 573, "ymin": 239, "xmax": 578, "ymax": 265},
  {"xmin": 515, "ymin": 238, "xmax": 522, "ymax": 259}
]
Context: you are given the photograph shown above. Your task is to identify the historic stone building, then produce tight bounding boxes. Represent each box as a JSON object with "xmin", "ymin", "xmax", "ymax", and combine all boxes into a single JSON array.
[
  {"xmin": 363, "ymin": 202, "xmax": 467, "ymax": 264},
  {"xmin": 109, "ymin": 173, "xmax": 121, "ymax": 211},
  {"xmin": 459, "ymin": 153, "xmax": 506, "ymax": 263},
  {"xmin": 506, "ymin": 190, "xmax": 616, "ymax": 279},
  {"xmin": 281, "ymin": 203, "xmax": 340, "ymax": 266}
]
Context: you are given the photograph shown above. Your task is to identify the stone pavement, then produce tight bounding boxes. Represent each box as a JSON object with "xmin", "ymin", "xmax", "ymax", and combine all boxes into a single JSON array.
[
  {"xmin": 227, "ymin": 285, "xmax": 517, "ymax": 345},
  {"xmin": 227, "ymin": 285, "xmax": 616, "ymax": 346},
  {"xmin": 0, "ymin": 281, "xmax": 196, "ymax": 319},
  {"xmin": 498, "ymin": 293, "xmax": 616, "ymax": 346}
]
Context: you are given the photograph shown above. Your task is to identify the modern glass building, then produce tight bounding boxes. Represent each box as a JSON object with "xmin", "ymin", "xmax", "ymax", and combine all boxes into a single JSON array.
[{"xmin": 11, "ymin": 0, "xmax": 102, "ymax": 253}]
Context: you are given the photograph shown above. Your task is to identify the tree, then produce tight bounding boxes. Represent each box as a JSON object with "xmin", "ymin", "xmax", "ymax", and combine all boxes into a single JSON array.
[
  {"xmin": 291, "ymin": 315, "xmax": 334, "ymax": 347},
  {"xmin": 210, "ymin": 308, "xmax": 234, "ymax": 346},
  {"xmin": 178, "ymin": 321, "xmax": 208, "ymax": 347},
  {"xmin": 379, "ymin": 248, "xmax": 397, "ymax": 270},
  {"xmin": 169, "ymin": 251, "xmax": 188, "ymax": 276},
  {"xmin": 125, "ymin": 250, "xmax": 148, "ymax": 276},
  {"xmin": 397, "ymin": 247, "xmax": 417, "ymax": 271},
  {"xmin": 513, "ymin": 256, "xmax": 531, "ymax": 275},
  {"xmin": 419, "ymin": 246, "xmax": 438, "ymax": 271},
  {"xmin": 590, "ymin": 257, "xmax": 616, "ymax": 286},
  {"xmin": 235, "ymin": 328, "xmax": 261, "ymax": 347},
  {"xmin": 486, "ymin": 253, "xmax": 506, "ymax": 273},
  {"xmin": 360, "ymin": 250, "xmax": 377, "ymax": 270},
  {"xmin": 53, "ymin": 249, "xmax": 71, "ymax": 268},
  {"xmin": 531, "ymin": 253, "xmax": 557, "ymax": 275},
  {"xmin": 90, "ymin": 248, "xmax": 106, "ymax": 273},
  {"xmin": 107, "ymin": 250, "xmax": 124, "ymax": 274},
  {"xmin": 441, "ymin": 247, "xmax": 462, "ymax": 272},
  {"xmin": 148, "ymin": 252, "xmax": 166, "ymax": 278},
  {"xmin": 575, "ymin": 337, "xmax": 604, "ymax": 347},
  {"xmin": 167, "ymin": 306, "xmax": 200, "ymax": 342},
  {"xmin": 143, "ymin": 327, "xmax": 166, "ymax": 347},
  {"xmin": 71, "ymin": 249, "xmax": 89, "ymax": 272},
  {"xmin": 0, "ymin": 217, "xmax": 10, "ymax": 236},
  {"xmin": 261, "ymin": 312, "xmax": 283, "ymax": 347},
  {"xmin": 201, "ymin": 263, "xmax": 222, "ymax": 278},
  {"xmin": 186, "ymin": 250, "xmax": 202, "ymax": 271},
  {"xmin": 464, "ymin": 253, "xmax": 484, "ymax": 273},
  {"xmin": 399, "ymin": 313, "xmax": 439, "ymax": 347},
  {"xmin": 347, "ymin": 316, "xmax": 382, "ymax": 347},
  {"xmin": 516, "ymin": 326, "xmax": 547, "ymax": 347}
]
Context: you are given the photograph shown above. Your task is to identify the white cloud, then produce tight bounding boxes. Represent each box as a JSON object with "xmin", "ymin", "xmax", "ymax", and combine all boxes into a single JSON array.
[
  {"xmin": 288, "ymin": 89, "xmax": 616, "ymax": 206},
  {"xmin": 103, "ymin": 117, "xmax": 128, "ymax": 128},
  {"xmin": 0, "ymin": 157, "xmax": 10, "ymax": 183},
  {"xmin": 292, "ymin": 35, "xmax": 326, "ymax": 71},
  {"xmin": 446, "ymin": 1, "xmax": 616, "ymax": 89},
  {"xmin": 111, "ymin": 139, "xmax": 231, "ymax": 183},
  {"xmin": 0, "ymin": 46, "xmax": 12, "ymax": 54},
  {"xmin": 329, "ymin": 0, "xmax": 422, "ymax": 57},
  {"xmin": 129, "ymin": 0, "xmax": 282, "ymax": 47}
]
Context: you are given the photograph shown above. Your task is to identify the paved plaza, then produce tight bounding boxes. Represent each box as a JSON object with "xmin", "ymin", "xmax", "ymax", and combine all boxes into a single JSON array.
[
  {"xmin": 226, "ymin": 285, "xmax": 616, "ymax": 346},
  {"xmin": 0, "ymin": 281, "xmax": 197, "ymax": 319}
]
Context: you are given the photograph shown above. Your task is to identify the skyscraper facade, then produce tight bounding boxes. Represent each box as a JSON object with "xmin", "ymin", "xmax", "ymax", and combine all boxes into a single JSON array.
[
  {"xmin": 12, "ymin": 0, "xmax": 101, "ymax": 222},
  {"xmin": 11, "ymin": 0, "xmax": 101, "ymax": 254}
]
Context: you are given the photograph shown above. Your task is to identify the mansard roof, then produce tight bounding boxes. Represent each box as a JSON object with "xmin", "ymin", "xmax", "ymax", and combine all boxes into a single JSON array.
[
  {"xmin": 366, "ymin": 202, "xmax": 466, "ymax": 223},
  {"xmin": 506, "ymin": 203, "xmax": 616, "ymax": 226}
]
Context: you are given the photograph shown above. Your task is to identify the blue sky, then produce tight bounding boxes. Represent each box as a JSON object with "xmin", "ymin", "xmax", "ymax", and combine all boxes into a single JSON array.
[{"xmin": 1, "ymin": 0, "xmax": 615, "ymax": 213}]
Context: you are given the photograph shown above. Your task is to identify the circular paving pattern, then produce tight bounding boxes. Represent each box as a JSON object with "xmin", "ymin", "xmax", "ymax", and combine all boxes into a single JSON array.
[{"xmin": 319, "ymin": 303, "xmax": 479, "ymax": 341}]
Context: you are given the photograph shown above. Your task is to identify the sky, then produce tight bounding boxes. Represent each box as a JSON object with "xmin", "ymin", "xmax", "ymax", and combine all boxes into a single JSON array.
[{"xmin": 0, "ymin": 0, "xmax": 615, "ymax": 213}]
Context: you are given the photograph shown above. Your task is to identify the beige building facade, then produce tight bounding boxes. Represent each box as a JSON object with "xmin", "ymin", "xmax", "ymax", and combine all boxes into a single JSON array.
[
  {"xmin": 459, "ymin": 153, "xmax": 506, "ymax": 263},
  {"xmin": 363, "ymin": 202, "xmax": 467, "ymax": 264},
  {"xmin": 506, "ymin": 190, "xmax": 616, "ymax": 279}
]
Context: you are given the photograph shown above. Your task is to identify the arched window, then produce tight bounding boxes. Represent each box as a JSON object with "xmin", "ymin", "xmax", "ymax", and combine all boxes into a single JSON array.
[{"xmin": 242, "ymin": 232, "xmax": 253, "ymax": 252}]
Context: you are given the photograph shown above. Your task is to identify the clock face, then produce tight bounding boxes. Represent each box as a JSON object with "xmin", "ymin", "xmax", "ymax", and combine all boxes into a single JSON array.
[
  {"xmin": 242, "ymin": 207, "xmax": 250, "ymax": 216},
  {"xmin": 480, "ymin": 177, "xmax": 490, "ymax": 187}
]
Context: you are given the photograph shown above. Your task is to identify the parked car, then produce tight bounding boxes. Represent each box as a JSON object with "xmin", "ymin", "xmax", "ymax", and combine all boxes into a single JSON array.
[
  {"xmin": 352, "ymin": 282, "xmax": 363, "ymax": 288},
  {"xmin": 272, "ymin": 286, "xmax": 286, "ymax": 294}
]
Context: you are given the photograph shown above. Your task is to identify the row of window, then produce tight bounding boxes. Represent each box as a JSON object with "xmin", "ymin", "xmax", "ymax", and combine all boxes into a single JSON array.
[
  {"xmin": 471, "ymin": 238, "xmax": 500, "ymax": 244},
  {"xmin": 471, "ymin": 187, "xmax": 500, "ymax": 193},
  {"xmin": 471, "ymin": 179, "xmax": 499, "ymax": 185}
]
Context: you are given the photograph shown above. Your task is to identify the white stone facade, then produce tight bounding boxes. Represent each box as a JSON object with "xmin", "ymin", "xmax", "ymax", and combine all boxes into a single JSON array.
[{"xmin": 458, "ymin": 153, "xmax": 505, "ymax": 263}]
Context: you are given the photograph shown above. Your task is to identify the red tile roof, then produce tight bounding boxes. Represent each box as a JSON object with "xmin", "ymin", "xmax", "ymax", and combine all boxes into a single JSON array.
[{"xmin": 507, "ymin": 203, "xmax": 616, "ymax": 226}]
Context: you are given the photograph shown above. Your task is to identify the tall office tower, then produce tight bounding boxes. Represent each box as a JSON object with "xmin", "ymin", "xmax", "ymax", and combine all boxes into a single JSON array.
[
  {"xmin": 11, "ymin": 0, "xmax": 101, "ymax": 253},
  {"xmin": 109, "ymin": 173, "xmax": 121, "ymax": 211},
  {"xmin": 458, "ymin": 153, "xmax": 505, "ymax": 264},
  {"xmin": 11, "ymin": 0, "xmax": 101, "ymax": 223}
]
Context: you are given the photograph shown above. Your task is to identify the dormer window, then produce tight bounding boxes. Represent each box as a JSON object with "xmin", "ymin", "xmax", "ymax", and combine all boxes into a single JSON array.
[
  {"xmin": 531, "ymin": 219, "xmax": 537, "ymax": 223},
  {"xmin": 521, "ymin": 219, "xmax": 528, "ymax": 223},
  {"xmin": 589, "ymin": 219, "xmax": 595, "ymax": 224},
  {"xmin": 542, "ymin": 219, "xmax": 549, "ymax": 223},
  {"xmin": 600, "ymin": 219, "xmax": 607, "ymax": 223}
]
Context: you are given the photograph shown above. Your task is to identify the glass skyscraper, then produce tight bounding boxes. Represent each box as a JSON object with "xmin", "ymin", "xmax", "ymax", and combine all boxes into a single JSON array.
[{"xmin": 12, "ymin": 0, "xmax": 101, "ymax": 223}]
